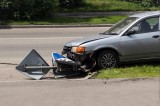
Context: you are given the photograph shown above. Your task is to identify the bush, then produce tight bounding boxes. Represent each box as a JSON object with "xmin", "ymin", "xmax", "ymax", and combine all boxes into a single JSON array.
[
  {"xmin": 0, "ymin": 0, "xmax": 55, "ymax": 20},
  {"xmin": 12, "ymin": 0, "xmax": 34, "ymax": 20},
  {"xmin": 74, "ymin": 0, "xmax": 85, "ymax": 7},
  {"xmin": 59, "ymin": 0, "xmax": 85, "ymax": 8},
  {"xmin": 141, "ymin": 0, "xmax": 153, "ymax": 7},
  {"xmin": 0, "ymin": 0, "xmax": 13, "ymax": 19},
  {"xmin": 32, "ymin": 0, "xmax": 55, "ymax": 20}
]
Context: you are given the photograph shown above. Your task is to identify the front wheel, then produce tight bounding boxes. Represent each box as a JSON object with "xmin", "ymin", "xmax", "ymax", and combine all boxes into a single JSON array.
[{"xmin": 97, "ymin": 50, "xmax": 119, "ymax": 69}]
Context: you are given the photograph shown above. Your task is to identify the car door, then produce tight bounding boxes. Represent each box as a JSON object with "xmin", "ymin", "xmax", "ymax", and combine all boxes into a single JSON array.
[{"xmin": 120, "ymin": 16, "xmax": 160, "ymax": 61}]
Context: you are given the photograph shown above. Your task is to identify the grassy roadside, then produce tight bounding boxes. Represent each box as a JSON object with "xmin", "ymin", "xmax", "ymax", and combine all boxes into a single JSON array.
[
  {"xmin": 56, "ymin": 0, "xmax": 160, "ymax": 12},
  {"xmin": 1, "ymin": 0, "xmax": 159, "ymax": 25},
  {"xmin": 96, "ymin": 65, "xmax": 160, "ymax": 79},
  {"xmin": 0, "ymin": 16, "xmax": 126, "ymax": 25}
]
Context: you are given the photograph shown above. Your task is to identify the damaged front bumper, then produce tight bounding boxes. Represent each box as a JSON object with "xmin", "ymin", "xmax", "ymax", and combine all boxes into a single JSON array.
[{"xmin": 62, "ymin": 50, "xmax": 96, "ymax": 72}]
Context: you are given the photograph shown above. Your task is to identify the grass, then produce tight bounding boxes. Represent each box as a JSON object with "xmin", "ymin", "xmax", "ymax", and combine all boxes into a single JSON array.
[
  {"xmin": 56, "ymin": 0, "xmax": 160, "ymax": 12},
  {"xmin": 0, "ymin": 15, "xmax": 127, "ymax": 25},
  {"xmin": 96, "ymin": 64, "xmax": 160, "ymax": 79}
]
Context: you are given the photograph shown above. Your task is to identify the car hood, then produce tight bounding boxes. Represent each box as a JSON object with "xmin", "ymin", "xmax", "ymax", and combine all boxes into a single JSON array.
[{"xmin": 65, "ymin": 35, "xmax": 113, "ymax": 47}]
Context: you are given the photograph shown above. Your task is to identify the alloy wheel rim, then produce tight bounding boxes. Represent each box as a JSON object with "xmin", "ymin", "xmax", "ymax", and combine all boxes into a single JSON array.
[{"xmin": 101, "ymin": 53, "xmax": 116, "ymax": 68}]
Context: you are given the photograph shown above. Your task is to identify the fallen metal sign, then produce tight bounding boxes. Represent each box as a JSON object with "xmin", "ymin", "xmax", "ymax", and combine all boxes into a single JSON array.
[{"xmin": 16, "ymin": 49, "xmax": 81, "ymax": 80}]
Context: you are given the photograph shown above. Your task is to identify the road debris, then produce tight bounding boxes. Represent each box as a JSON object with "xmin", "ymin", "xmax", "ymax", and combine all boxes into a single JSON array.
[{"xmin": 16, "ymin": 49, "xmax": 87, "ymax": 80}]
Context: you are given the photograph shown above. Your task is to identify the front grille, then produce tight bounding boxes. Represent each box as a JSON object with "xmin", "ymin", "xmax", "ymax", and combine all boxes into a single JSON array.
[{"xmin": 63, "ymin": 46, "xmax": 72, "ymax": 51}]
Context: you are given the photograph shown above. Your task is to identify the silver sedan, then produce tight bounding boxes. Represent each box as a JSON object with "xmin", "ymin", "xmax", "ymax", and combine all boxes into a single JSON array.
[{"xmin": 62, "ymin": 11, "xmax": 160, "ymax": 70}]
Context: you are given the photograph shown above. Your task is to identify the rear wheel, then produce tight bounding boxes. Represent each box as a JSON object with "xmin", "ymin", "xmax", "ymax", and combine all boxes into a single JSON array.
[{"xmin": 97, "ymin": 50, "xmax": 119, "ymax": 69}]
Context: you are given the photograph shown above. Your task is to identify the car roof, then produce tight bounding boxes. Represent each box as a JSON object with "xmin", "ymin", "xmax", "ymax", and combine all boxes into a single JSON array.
[{"xmin": 130, "ymin": 11, "xmax": 160, "ymax": 18}]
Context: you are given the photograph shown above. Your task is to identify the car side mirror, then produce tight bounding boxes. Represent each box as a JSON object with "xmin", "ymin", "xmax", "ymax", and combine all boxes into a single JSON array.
[
  {"xmin": 99, "ymin": 32, "xmax": 105, "ymax": 35},
  {"xmin": 125, "ymin": 30, "xmax": 136, "ymax": 36},
  {"xmin": 99, "ymin": 33, "xmax": 103, "ymax": 35}
]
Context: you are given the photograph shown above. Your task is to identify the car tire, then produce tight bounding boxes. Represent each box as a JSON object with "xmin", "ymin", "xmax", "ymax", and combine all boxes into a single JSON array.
[{"xmin": 97, "ymin": 50, "xmax": 119, "ymax": 69}]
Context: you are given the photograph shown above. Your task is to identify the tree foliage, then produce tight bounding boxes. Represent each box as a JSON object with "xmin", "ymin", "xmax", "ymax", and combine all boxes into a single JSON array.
[
  {"xmin": 59, "ymin": 0, "xmax": 85, "ymax": 8},
  {"xmin": 0, "ymin": 0, "xmax": 55, "ymax": 20}
]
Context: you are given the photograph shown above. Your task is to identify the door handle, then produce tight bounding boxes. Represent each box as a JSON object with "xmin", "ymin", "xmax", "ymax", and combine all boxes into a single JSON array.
[{"xmin": 152, "ymin": 35, "xmax": 159, "ymax": 38}]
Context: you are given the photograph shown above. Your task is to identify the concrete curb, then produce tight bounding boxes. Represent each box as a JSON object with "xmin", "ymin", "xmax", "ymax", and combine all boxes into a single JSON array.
[{"xmin": 0, "ymin": 24, "xmax": 113, "ymax": 28}]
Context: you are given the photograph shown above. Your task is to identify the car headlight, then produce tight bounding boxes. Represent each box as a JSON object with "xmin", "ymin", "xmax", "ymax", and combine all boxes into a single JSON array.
[{"xmin": 71, "ymin": 46, "xmax": 86, "ymax": 53}]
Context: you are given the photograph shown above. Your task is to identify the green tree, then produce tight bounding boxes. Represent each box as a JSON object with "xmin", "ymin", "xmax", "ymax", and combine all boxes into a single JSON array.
[
  {"xmin": 59, "ymin": 0, "xmax": 85, "ymax": 8},
  {"xmin": 0, "ymin": 0, "xmax": 55, "ymax": 20},
  {"xmin": 0, "ymin": 0, "xmax": 13, "ymax": 19}
]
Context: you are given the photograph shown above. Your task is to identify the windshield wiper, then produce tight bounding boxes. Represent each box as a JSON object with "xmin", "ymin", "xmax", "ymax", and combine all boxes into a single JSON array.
[
  {"xmin": 108, "ymin": 32, "xmax": 118, "ymax": 35},
  {"xmin": 100, "ymin": 32, "xmax": 118, "ymax": 35},
  {"xmin": 99, "ymin": 32, "xmax": 107, "ymax": 35}
]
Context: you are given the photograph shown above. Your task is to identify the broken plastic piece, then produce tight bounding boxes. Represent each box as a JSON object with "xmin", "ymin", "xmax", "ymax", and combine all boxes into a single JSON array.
[{"xmin": 52, "ymin": 52, "xmax": 81, "ymax": 77}]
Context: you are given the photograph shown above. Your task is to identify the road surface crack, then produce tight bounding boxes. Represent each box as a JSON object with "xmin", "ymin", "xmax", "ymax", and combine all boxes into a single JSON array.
[{"xmin": 0, "ymin": 63, "xmax": 18, "ymax": 65}]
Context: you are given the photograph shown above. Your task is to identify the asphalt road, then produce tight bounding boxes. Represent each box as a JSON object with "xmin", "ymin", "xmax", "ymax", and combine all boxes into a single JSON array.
[
  {"xmin": 0, "ymin": 28, "xmax": 159, "ymax": 106},
  {"xmin": 0, "ymin": 27, "xmax": 107, "ymax": 64},
  {"xmin": 0, "ymin": 78, "xmax": 159, "ymax": 106}
]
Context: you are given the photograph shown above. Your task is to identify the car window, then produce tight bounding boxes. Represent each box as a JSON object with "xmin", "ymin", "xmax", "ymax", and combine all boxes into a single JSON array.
[
  {"xmin": 129, "ymin": 17, "xmax": 159, "ymax": 34},
  {"xmin": 103, "ymin": 17, "xmax": 137, "ymax": 35},
  {"xmin": 146, "ymin": 17, "xmax": 159, "ymax": 31}
]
